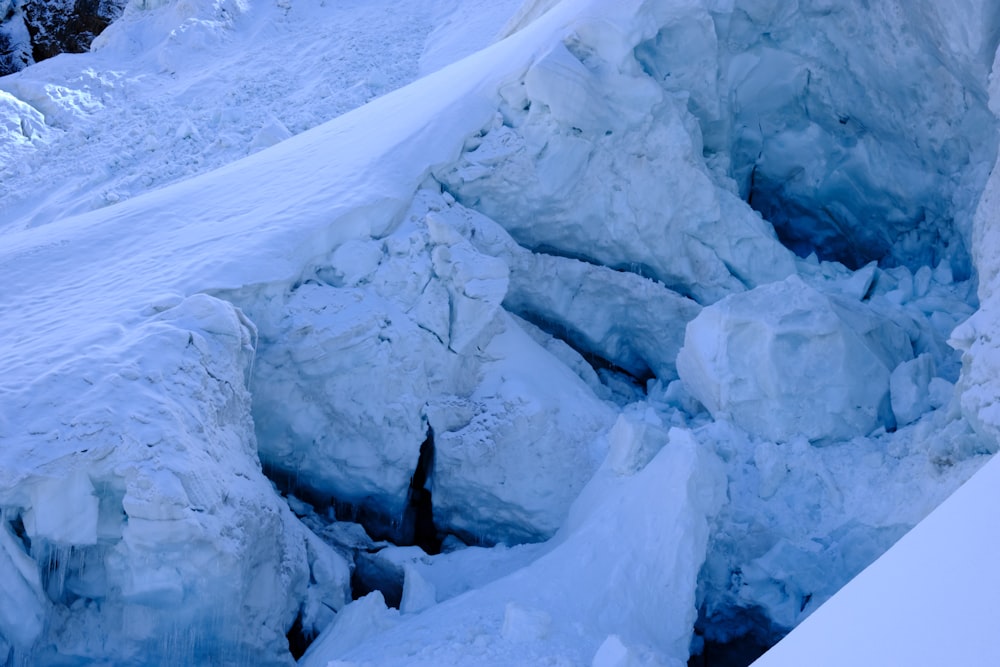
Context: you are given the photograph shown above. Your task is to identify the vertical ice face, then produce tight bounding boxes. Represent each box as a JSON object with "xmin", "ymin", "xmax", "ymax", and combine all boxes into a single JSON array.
[
  {"xmin": 0, "ymin": 295, "xmax": 349, "ymax": 666},
  {"xmin": 704, "ymin": 0, "xmax": 999, "ymax": 275},
  {"xmin": 952, "ymin": 46, "xmax": 1000, "ymax": 451}
]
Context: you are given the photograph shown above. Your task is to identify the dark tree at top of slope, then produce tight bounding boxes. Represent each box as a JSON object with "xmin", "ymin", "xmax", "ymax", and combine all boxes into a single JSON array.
[{"xmin": 0, "ymin": 0, "xmax": 125, "ymax": 75}]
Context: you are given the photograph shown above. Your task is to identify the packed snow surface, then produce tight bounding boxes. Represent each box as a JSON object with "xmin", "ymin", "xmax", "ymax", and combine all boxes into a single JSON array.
[
  {"xmin": 2, "ymin": 0, "xmax": 1000, "ymax": 665},
  {"xmin": 751, "ymin": 449, "xmax": 1000, "ymax": 667}
]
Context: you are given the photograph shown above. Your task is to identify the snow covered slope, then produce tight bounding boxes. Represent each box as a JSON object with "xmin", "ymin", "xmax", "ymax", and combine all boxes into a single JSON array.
[
  {"xmin": 751, "ymin": 447, "xmax": 1000, "ymax": 667},
  {"xmin": 2, "ymin": 0, "xmax": 1000, "ymax": 665}
]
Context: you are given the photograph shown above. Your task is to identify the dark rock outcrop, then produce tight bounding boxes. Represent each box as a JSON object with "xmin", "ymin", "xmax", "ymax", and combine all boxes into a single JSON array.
[{"xmin": 0, "ymin": 0, "xmax": 125, "ymax": 76}]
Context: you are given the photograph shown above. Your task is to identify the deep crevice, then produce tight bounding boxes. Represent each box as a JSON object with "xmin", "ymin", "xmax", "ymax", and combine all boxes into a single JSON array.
[
  {"xmin": 263, "ymin": 427, "xmax": 443, "ymax": 612},
  {"xmin": 400, "ymin": 426, "xmax": 440, "ymax": 555},
  {"xmin": 689, "ymin": 604, "xmax": 784, "ymax": 667},
  {"xmin": 747, "ymin": 180, "xmax": 893, "ymax": 270},
  {"xmin": 286, "ymin": 612, "xmax": 310, "ymax": 660},
  {"xmin": 351, "ymin": 552, "xmax": 404, "ymax": 609},
  {"xmin": 7, "ymin": 513, "xmax": 31, "ymax": 553},
  {"xmin": 263, "ymin": 463, "xmax": 409, "ymax": 547}
]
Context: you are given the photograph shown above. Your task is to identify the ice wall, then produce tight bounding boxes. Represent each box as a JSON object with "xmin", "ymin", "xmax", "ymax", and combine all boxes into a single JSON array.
[
  {"xmin": 704, "ymin": 0, "xmax": 999, "ymax": 275},
  {"xmin": 952, "ymin": 47, "xmax": 1000, "ymax": 450},
  {"xmin": 0, "ymin": 295, "xmax": 349, "ymax": 666}
]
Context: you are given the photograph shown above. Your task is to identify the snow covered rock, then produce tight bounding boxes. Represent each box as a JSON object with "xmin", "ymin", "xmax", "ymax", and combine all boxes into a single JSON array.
[
  {"xmin": 677, "ymin": 275, "xmax": 913, "ymax": 442},
  {"xmin": 0, "ymin": 0, "xmax": 126, "ymax": 75},
  {"xmin": 24, "ymin": 0, "xmax": 125, "ymax": 60},
  {"xmin": 0, "ymin": 2, "xmax": 32, "ymax": 74}
]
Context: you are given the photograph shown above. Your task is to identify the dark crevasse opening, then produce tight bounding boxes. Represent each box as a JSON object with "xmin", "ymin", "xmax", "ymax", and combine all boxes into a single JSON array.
[
  {"xmin": 0, "ymin": 0, "xmax": 127, "ymax": 75},
  {"xmin": 264, "ymin": 425, "xmax": 443, "ymax": 615},
  {"xmin": 350, "ymin": 425, "xmax": 438, "ymax": 607},
  {"xmin": 400, "ymin": 425, "xmax": 441, "ymax": 555},
  {"xmin": 688, "ymin": 604, "xmax": 784, "ymax": 667},
  {"xmin": 351, "ymin": 553, "xmax": 404, "ymax": 609},
  {"xmin": 286, "ymin": 613, "xmax": 310, "ymax": 661},
  {"xmin": 743, "ymin": 157, "xmax": 968, "ymax": 275},
  {"xmin": 746, "ymin": 166, "xmax": 891, "ymax": 270}
]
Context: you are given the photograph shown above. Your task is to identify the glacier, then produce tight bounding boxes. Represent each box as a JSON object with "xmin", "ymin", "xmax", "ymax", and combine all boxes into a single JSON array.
[{"xmin": 1, "ymin": 0, "xmax": 1000, "ymax": 665}]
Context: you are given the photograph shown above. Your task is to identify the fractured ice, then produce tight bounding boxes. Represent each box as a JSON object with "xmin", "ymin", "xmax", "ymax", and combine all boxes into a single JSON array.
[{"xmin": 2, "ymin": 0, "xmax": 1000, "ymax": 665}]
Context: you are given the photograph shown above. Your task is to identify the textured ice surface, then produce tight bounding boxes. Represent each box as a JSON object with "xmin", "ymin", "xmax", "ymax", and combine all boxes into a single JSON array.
[
  {"xmin": 437, "ymin": 77, "xmax": 796, "ymax": 304},
  {"xmin": 677, "ymin": 275, "xmax": 913, "ymax": 442},
  {"xmin": 1, "ymin": 0, "xmax": 999, "ymax": 664},
  {"xmin": 0, "ymin": 294, "xmax": 349, "ymax": 665},
  {"xmin": 236, "ymin": 190, "xmax": 616, "ymax": 545}
]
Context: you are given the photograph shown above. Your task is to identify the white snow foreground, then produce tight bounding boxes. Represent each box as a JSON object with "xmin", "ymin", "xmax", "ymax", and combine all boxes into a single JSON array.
[
  {"xmin": 750, "ymin": 444, "xmax": 1000, "ymax": 667},
  {"xmin": 1, "ymin": 0, "xmax": 1000, "ymax": 665}
]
